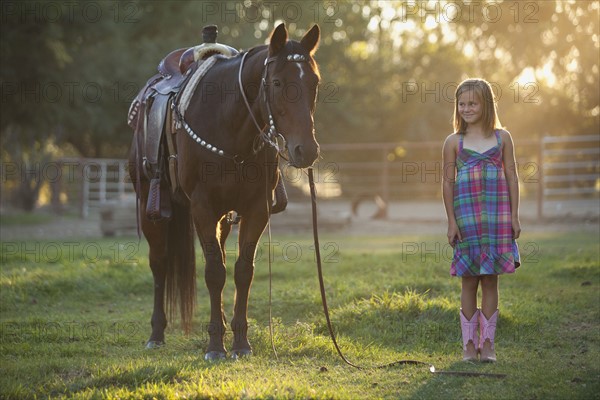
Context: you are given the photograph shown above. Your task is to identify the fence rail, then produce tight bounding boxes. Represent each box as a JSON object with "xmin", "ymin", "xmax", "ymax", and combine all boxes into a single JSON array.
[
  {"xmin": 541, "ymin": 135, "xmax": 600, "ymax": 201},
  {"xmin": 56, "ymin": 135, "xmax": 598, "ymax": 219},
  {"xmin": 57, "ymin": 158, "xmax": 133, "ymax": 218},
  {"xmin": 315, "ymin": 135, "xmax": 598, "ymax": 219}
]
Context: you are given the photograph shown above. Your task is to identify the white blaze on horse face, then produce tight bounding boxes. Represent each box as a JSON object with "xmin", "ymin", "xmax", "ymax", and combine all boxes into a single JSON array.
[{"xmin": 296, "ymin": 63, "xmax": 305, "ymax": 80}]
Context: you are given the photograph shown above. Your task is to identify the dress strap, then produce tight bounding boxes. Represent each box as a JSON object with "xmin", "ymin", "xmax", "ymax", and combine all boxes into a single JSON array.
[
  {"xmin": 494, "ymin": 130, "xmax": 501, "ymax": 146},
  {"xmin": 458, "ymin": 133, "xmax": 464, "ymax": 151}
]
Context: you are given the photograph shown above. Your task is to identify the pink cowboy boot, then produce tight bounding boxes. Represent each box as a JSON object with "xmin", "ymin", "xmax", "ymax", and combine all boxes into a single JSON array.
[
  {"xmin": 479, "ymin": 310, "xmax": 498, "ymax": 362},
  {"xmin": 460, "ymin": 309, "xmax": 479, "ymax": 361}
]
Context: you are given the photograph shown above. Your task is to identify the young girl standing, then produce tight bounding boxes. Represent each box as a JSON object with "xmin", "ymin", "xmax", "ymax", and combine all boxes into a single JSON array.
[{"xmin": 442, "ymin": 78, "xmax": 521, "ymax": 362}]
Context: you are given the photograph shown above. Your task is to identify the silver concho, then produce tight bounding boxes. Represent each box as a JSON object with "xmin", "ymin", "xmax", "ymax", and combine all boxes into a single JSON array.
[{"xmin": 287, "ymin": 54, "xmax": 306, "ymax": 62}]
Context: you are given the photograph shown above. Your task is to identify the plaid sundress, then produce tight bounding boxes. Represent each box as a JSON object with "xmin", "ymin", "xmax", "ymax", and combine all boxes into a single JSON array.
[{"xmin": 450, "ymin": 130, "xmax": 520, "ymax": 276}]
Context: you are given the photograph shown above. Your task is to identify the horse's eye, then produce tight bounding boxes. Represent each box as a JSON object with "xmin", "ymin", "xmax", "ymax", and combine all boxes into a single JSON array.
[{"xmin": 273, "ymin": 80, "xmax": 281, "ymax": 87}]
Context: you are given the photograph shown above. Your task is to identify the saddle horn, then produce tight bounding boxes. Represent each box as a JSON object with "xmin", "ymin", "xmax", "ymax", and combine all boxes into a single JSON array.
[{"xmin": 179, "ymin": 25, "xmax": 238, "ymax": 74}]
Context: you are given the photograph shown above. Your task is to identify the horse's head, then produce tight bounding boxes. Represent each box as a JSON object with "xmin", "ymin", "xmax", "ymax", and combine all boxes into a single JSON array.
[{"xmin": 262, "ymin": 24, "xmax": 321, "ymax": 168}]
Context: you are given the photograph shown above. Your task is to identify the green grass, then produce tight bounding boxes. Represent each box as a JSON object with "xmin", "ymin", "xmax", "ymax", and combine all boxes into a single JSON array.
[
  {"xmin": 1, "ymin": 231, "xmax": 599, "ymax": 399},
  {"xmin": 0, "ymin": 212, "xmax": 55, "ymax": 227}
]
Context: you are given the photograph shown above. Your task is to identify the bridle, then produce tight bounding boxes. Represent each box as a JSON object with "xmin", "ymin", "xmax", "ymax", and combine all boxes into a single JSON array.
[
  {"xmin": 238, "ymin": 50, "xmax": 310, "ymax": 164},
  {"xmin": 177, "ymin": 48, "xmax": 311, "ymax": 165},
  {"xmin": 238, "ymin": 51, "xmax": 281, "ymax": 156}
]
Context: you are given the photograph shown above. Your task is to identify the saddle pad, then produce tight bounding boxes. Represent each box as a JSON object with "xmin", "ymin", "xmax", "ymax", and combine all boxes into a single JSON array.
[{"xmin": 177, "ymin": 56, "xmax": 218, "ymax": 118}]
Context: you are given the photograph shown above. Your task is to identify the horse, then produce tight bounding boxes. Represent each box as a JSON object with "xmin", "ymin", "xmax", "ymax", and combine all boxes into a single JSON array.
[{"xmin": 128, "ymin": 23, "xmax": 321, "ymax": 360}]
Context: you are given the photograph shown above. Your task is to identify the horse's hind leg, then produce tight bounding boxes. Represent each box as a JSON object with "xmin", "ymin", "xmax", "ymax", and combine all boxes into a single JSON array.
[
  {"xmin": 142, "ymin": 214, "xmax": 169, "ymax": 348},
  {"xmin": 130, "ymin": 135, "xmax": 169, "ymax": 348}
]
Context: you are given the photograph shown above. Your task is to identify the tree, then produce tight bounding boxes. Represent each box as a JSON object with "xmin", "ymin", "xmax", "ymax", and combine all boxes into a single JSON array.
[{"xmin": 1, "ymin": 0, "xmax": 597, "ymax": 210}]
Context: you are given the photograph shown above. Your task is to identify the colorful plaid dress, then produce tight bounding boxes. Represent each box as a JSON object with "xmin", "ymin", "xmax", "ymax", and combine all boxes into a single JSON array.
[{"xmin": 450, "ymin": 131, "xmax": 520, "ymax": 276}]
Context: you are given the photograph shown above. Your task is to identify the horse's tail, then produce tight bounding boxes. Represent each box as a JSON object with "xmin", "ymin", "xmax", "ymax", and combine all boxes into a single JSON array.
[{"xmin": 166, "ymin": 200, "xmax": 196, "ymax": 334}]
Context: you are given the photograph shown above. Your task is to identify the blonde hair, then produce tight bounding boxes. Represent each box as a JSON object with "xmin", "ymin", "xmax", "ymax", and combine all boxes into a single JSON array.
[{"xmin": 453, "ymin": 78, "xmax": 502, "ymax": 134}]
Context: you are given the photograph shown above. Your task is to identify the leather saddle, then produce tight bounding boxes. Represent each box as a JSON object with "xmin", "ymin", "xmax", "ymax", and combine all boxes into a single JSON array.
[
  {"xmin": 128, "ymin": 48, "xmax": 194, "ymax": 169},
  {"xmin": 128, "ymin": 25, "xmax": 289, "ymax": 221},
  {"xmin": 128, "ymin": 41, "xmax": 238, "ymax": 170}
]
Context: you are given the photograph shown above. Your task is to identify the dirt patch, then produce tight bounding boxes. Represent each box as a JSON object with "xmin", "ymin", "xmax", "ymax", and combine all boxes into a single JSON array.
[{"xmin": 1, "ymin": 199, "xmax": 598, "ymax": 240}]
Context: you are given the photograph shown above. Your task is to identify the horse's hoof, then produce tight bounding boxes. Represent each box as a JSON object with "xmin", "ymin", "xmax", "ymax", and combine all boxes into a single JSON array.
[
  {"xmin": 145, "ymin": 340, "xmax": 164, "ymax": 349},
  {"xmin": 231, "ymin": 349, "xmax": 252, "ymax": 359},
  {"xmin": 204, "ymin": 351, "xmax": 227, "ymax": 361}
]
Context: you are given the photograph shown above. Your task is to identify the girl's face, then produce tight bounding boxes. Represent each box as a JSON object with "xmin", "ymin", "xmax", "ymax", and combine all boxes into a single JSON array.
[{"xmin": 457, "ymin": 90, "xmax": 483, "ymax": 126}]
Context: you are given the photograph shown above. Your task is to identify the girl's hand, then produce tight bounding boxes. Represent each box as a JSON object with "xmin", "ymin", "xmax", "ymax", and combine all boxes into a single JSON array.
[
  {"xmin": 447, "ymin": 221, "xmax": 462, "ymax": 247},
  {"xmin": 512, "ymin": 217, "xmax": 521, "ymax": 240}
]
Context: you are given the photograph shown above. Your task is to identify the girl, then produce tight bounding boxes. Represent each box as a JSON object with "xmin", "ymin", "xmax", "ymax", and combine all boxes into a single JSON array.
[{"xmin": 442, "ymin": 78, "xmax": 521, "ymax": 362}]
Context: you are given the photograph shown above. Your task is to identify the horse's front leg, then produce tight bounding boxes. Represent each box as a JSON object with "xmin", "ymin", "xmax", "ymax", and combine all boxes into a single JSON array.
[
  {"xmin": 192, "ymin": 210, "xmax": 228, "ymax": 360},
  {"xmin": 231, "ymin": 210, "xmax": 268, "ymax": 358}
]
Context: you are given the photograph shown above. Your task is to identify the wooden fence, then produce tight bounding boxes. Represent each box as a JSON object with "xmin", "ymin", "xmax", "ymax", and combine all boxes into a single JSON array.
[
  {"xmin": 313, "ymin": 135, "xmax": 598, "ymax": 218},
  {"xmin": 58, "ymin": 135, "xmax": 598, "ymax": 219},
  {"xmin": 56, "ymin": 158, "xmax": 133, "ymax": 218}
]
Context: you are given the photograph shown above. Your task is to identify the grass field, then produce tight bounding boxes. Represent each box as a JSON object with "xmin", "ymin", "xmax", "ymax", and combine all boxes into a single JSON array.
[{"xmin": 1, "ymin": 229, "xmax": 599, "ymax": 399}]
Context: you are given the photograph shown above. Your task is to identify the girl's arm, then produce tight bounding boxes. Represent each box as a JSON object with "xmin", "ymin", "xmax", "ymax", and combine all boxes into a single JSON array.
[
  {"xmin": 501, "ymin": 130, "xmax": 521, "ymax": 239},
  {"xmin": 442, "ymin": 134, "xmax": 462, "ymax": 246}
]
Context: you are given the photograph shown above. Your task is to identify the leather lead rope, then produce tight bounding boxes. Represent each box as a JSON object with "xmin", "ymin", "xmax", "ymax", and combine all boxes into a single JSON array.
[
  {"xmin": 266, "ymin": 208, "xmax": 278, "ymax": 360},
  {"xmin": 265, "ymin": 151, "xmax": 279, "ymax": 360},
  {"xmin": 307, "ymin": 168, "xmax": 506, "ymax": 378}
]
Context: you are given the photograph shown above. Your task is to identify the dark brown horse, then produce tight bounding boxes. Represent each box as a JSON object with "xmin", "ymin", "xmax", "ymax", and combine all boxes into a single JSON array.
[{"xmin": 128, "ymin": 24, "xmax": 321, "ymax": 359}]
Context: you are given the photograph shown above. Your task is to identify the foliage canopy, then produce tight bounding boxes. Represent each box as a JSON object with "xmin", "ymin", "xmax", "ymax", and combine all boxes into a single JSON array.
[{"xmin": 1, "ymin": 1, "xmax": 598, "ymax": 208}]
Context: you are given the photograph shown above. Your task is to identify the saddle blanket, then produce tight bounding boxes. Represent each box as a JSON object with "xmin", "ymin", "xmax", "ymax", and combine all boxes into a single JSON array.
[{"xmin": 177, "ymin": 55, "xmax": 218, "ymax": 119}]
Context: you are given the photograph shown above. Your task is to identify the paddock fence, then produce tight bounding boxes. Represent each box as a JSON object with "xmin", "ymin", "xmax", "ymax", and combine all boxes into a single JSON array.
[
  {"xmin": 315, "ymin": 135, "xmax": 598, "ymax": 219},
  {"xmin": 54, "ymin": 158, "xmax": 134, "ymax": 218},
  {"xmin": 50, "ymin": 135, "xmax": 598, "ymax": 219}
]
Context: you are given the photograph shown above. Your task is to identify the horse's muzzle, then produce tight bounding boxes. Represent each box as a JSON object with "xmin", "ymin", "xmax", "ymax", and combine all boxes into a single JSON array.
[{"xmin": 289, "ymin": 142, "xmax": 319, "ymax": 168}]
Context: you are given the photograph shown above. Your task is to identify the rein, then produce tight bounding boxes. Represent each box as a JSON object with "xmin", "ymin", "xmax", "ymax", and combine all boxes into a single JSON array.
[
  {"xmin": 239, "ymin": 50, "xmax": 296, "ymax": 163},
  {"xmin": 264, "ymin": 150, "xmax": 279, "ymax": 360},
  {"xmin": 307, "ymin": 168, "xmax": 507, "ymax": 378},
  {"xmin": 238, "ymin": 51, "xmax": 284, "ymax": 156}
]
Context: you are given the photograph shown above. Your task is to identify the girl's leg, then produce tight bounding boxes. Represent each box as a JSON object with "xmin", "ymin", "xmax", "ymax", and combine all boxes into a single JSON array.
[
  {"xmin": 460, "ymin": 276, "xmax": 480, "ymax": 360},
  {"xmin": 480, "ymin": 275, "xmax": 498, "ymax": 318},
  {"xmin": 461, "ymin": 276, "xmax": 479, "ymax": 318},
  {"xmin": 480, "ymin": 275, "xmax": 499, "ymax": 362}
]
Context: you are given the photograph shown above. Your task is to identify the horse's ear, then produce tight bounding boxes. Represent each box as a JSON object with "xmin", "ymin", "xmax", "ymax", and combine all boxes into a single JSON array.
[
  {"xmin": 301, "ymin": 25, "xmax": 320, "ymax": 55},
  {"xmin": 269, "ymin": 23, "xmax": 288, "ymax": 56}
]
